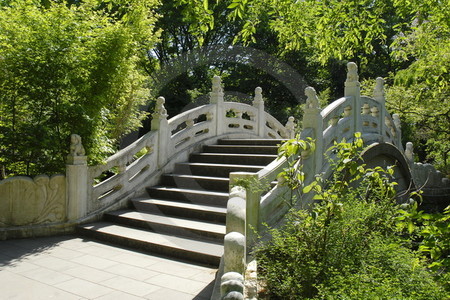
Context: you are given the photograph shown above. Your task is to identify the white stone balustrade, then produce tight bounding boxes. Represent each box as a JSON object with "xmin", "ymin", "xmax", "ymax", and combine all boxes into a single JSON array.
[{"xmin": 69, "ymin": 75, "xmax": 290, "ymax": 224}]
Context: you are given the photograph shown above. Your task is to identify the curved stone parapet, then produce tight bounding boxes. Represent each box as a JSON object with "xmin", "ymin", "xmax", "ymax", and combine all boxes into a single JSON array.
[{"xmin": 0, "ymin": 175, "xmax": 66, "ymax": 227}]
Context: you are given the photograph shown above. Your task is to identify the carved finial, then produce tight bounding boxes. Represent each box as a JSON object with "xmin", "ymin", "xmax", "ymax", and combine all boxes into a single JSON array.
[
  {"xmin": 393, "ymin": 114, "xmax": 401, "ymax": 130},
  {"xmin": 285, "ymin": 116, "xmax": 295, "ymax": 139},
  {"xmin": 69, "ymin": 134, "xmax": 85, "ymax": 156},
  {"xmin": 153, "ymin": 96, "xmax": 167, "ymax": 118},
  {"xmin": 346, "ymin": 62, "xmax": 359, "ymax": 83},
  {"xmin": 212, "ymin": 75, "xmax": 223, "ymax": 93},
  {"xmin": 252, "ymin": 87, "xmax": 264, "ymax": 108},
  {"xmin": 405, "ymin": 142, "xmax": 414, "ymax": 162},
  {"xmin": 305, "ymin": 86, "xmax": 319, "ymax": 109},
  {"xmin": 374, "ymin": 77, "xmax": 385, "ymax": 102},
  {"xmin": 210, "ymin": 75, "xmax": 224, "ymax": 104}
]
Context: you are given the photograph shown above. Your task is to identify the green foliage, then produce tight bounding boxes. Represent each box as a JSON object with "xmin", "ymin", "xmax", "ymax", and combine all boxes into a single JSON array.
[
  {"xmin": 277, "ymin": 136, "xmax": 315, "ymax": 206},
  {"xmin": 397, "ymin": 203, "xmax": 450, "ymax": 291},
  {"xmin": 256, "ymin": 134, "xmax": 447, "ymax": 299},
  {"xmin": 0, "ymin": 0, "xmax": 159, "ymax": 177}
]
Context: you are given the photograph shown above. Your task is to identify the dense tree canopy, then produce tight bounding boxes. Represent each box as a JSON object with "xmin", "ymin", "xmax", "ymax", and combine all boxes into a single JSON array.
[
  {"xmin": 0, "ymin": 0, "xmax": 159, "ymax": 177},
  {"xmin": 226, "ymin": 0, "xmax": 449, "ymax": 172},
  {"xmin": 0, "ymin": 0, "xmax": 448, "ymax": 177}
]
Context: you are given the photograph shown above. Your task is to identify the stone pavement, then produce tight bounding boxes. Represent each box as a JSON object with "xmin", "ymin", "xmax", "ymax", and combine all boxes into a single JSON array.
[{"xmin": 0, "ymin": 235, "xmax": 217, "ymax": 299}]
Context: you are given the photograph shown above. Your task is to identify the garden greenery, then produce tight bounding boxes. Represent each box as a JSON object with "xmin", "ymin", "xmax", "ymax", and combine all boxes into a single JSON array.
[
  {"xmin": 255, "ymin": 133, "xmax": 448, "ymax": 299},
  {"xmin": 0, "ymin": 0, "xmax": 159, "ymax": 177}
]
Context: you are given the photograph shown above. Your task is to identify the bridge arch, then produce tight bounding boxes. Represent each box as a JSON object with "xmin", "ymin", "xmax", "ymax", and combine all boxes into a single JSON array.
[{"xmin": 361, "ymin": 142, "xmax": 414, "ymax": 196}]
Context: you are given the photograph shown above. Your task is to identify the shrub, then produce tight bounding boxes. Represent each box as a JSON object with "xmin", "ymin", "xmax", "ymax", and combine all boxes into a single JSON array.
[{"xmin": 255, "ymin": 134, "xmax": 447, "ymax": 299}]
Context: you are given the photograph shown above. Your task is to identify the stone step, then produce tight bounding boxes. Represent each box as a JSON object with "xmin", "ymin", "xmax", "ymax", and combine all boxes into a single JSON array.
[
  {"xmin": 146, "ymin": 186, "xmax": 229, "ymax": 207},
  {"xmin": 190, "ymin": 153, "xmax": 277, "ymax": 166},
  {"xmin": 218, "ymin": 138, "xmax": 285, "ymax": 146},
  {"xmin": 132, "ymin": 198, "xmax": 227, "ymax": 223},
  {"xmin": 77, "ymin": 222, "xmax": 223, "ymax": 266},
  {"xmin": 203, "ymin": 144, "xmax": 278, "ymax": 155},
  {"xmin": 174, "ymin": 162, "xmax": 264, "ymax": 177},
  {"xmin": 104, "ymin": 210, "xmax": 225, "ymax": 242},
  {"xmin": 161, "ymin": 174, "xmax": 229, "ymax": 192}
]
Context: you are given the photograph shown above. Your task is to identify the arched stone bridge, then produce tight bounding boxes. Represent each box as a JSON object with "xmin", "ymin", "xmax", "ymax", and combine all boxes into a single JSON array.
[{"xmin": 1, "ymin": 62, "xmax": 448, "ymax": 299}]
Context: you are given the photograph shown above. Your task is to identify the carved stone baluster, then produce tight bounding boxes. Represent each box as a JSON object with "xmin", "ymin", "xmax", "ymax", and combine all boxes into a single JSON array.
[
  {"xmin": 66, "ymin": 134, "xmax": 88, "ymax": 221},
  {"xmin": 393, "ymin": 113, "xmax": 402, "ymax": 148},
  {"xmin": 302, "ymin": 86, "xmax": 323, "ymax": 175},
  {"xmin": 374, "ymin": 77, "xmax": 386, "ymax": 141},
  {"xmin": 344, "ymin": 62, "xmax": 361, "ymax": 134},
  {"xmin": 151, "ymin": 96, "xmax": 170, "ymax": 167},
  {"xmin": 252, "ymin": 87, "xmax": 265, "ymax": 137},
  {"xmin": 210, "ymin": 76, "xmax": 224, "ymax": 135}
]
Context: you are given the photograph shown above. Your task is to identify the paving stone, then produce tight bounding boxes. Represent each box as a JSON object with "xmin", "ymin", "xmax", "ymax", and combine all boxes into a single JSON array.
[
  {"xmin": 104, "ymin": 264, "xmax": 158, "ymax": 281},
  {"xmin": 146, "ymin": 273, "xmax": 210, "ymax": 294},
  {"xmin": 147, "ymin": 260, "xmax": 206, "ymax": 278},
  {"xmin": 70, "ymin": 254, "xmax": 119, "ymax": 270},
  {"xmin": 145, "ymin": 287, "xmax": 201, "ymax": 300},
  {"xmin": 20, "ymin": 266, "xmax": 74, "ymax": 286},
  {"xmin": 63, "ymin": 265, "xmax": 117, "ymax": 283},
  {"xmin": 108, "ymin": 252, "xmax": 162, "ymax": 268},
  {"xmin": 94, "ymin": 290, "xmax": 143, "ymax": 300},
  {"xmin": 55, "ymin": 277, "xmax": 114, "ymax": 299},
  {"xmin": 0, "ymin": 270, "xmax": 82, "ymax": 300},
  {"xmin": 31, "ymin": 256, "xmax": 79, "ymax": 272},
  {"xmin": 100, "ymin": 276, "xmax": 161, "ymax": 297},
  {"xmin": 0, "ymin": 235, "xmax": 215, "ymax": 299}
]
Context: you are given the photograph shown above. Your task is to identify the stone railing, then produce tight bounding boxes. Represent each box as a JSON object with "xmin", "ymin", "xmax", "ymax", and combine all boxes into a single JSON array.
[
  {"xmin": 219, "ymin": 62, "xmax": 406, "ymax": 299},
  {"xmin": 77, "ymin": 76, "xmax": 290, "ymax": 220}
]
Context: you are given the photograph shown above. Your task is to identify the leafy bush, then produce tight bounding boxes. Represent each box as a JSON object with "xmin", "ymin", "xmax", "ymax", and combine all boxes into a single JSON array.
[
  {"xmin": 255, "ymin": 134, "xmax": 447, "ymax": 299},
  {"xmin": 0, "ymin": 0, "xmax": 159, "ymax": 177}
]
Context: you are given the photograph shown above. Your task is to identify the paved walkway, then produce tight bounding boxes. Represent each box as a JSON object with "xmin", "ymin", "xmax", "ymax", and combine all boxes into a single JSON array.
[{"xmin": 0, "ymin": 235, "xmax": 216, "ymax": 299}]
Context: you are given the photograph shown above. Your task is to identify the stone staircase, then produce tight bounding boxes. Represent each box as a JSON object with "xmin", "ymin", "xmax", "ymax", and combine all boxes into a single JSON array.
[{"xmin": 77, "ymin": 139, "xmax": 281, "ymax": 266}]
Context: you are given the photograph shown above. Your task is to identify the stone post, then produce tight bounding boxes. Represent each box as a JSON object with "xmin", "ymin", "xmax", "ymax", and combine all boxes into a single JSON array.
[
  {"xmin": 344, "ymin": 62, "xmax": 362, "ymax": 134},
  {"xmin": 151, "ymin": 97, "xmax": 170, "ymax": 167},
  {"xmin": 210, "ymin": 76, "xmax": 225, "ymax": 136},
  {"xmin": 393, "ymin": 113, "xmax": 402, "ymax": 148},
  {"xmin": 229, "ymin": 172, "xmax": 261, "ymax": 258},
  {"xmin": 66, "ymin": 134, "xmax": 88, "ymax": 221},
  {"xmin": 252, "ymin": 87, "xmax": 265, "ymax": 137},
  {"xmin": 374, "ymin": 77, "xmax": 386, "ymax": 141},
  {"xmin": 303, "ymin": 87, "xmax": 323, "ymax": 174}
]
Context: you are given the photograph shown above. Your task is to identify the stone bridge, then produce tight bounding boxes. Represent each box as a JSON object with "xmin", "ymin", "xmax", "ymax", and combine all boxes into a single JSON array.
[{"xmin": 1, "ymin": 63, "xmax": 448, "ymax": 299}]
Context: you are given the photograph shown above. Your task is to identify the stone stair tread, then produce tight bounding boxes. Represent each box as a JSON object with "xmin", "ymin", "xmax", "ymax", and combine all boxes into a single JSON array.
[
  {"xmin": 150, "ymin": 186, "xmax": 229, "ymax": 196},
  {"xmin": 194, "ymin": 153, "xmax": 277, "ymax": 158},
  {"xmin": 107, "ymin": 210, "xmax": 226, "ymax": 235},
  {"xmin": 177, "ymin": 162, "xmax": 266, "ymax": 168},
  {"xmin": 207, "ymin": 145, "xmax": 278, "ymax": 149},
  {"xmin": 218, "ymin": 138, "xmax": 285, "ymax": 145},
  {"xmin": 164, "ymin": 173, "xmax": 230, "ymax": 181},
  {"xmin": 133, "ymin": 197, "xmax": 227, "ymax": 213},
  {"xmin": 79, "ymin": 222, "xmax": 224, "ymax": 257}
]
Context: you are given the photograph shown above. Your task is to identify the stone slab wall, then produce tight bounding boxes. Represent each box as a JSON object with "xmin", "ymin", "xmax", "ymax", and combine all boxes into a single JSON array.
[{"xmin": 0, "ymin": 175, "xmax": 66, "ymax": 227}]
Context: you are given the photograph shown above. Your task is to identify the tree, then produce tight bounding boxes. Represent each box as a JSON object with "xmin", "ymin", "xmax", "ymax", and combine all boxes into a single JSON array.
[
  {"xmin": 0, "ymin": 0, "xmax": 159, "ymax": 177},
  {"xmin": 227, "ymin": 0, "xmax": 450, "ymax": 172}
]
